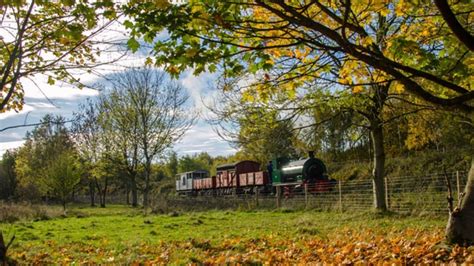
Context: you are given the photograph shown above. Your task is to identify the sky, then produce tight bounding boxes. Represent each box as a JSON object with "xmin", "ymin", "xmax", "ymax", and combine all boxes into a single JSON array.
[
  {"xmin": 0, "ymin": 71, "xmax": 237, "ymax": 158},
  {"xmin": 0, "ymin": 19, "xmax": 237, "ymax": 158}
]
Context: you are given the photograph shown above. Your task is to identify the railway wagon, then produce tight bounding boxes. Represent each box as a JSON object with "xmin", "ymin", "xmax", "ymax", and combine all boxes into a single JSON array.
[
  {"xmin": 215, "ymin": 160, "xmax": 260, "ymax": 188},
  {"xmin": 176, "ymin": 170, "xmax": 209, "ymax": 195},
  {"xmin": 194, "ymin": 176, "xmax": 215, "ymax": 190},
  {"xmin": 239, "ymin": 171, "xmax": 269, "ymax": 187}
]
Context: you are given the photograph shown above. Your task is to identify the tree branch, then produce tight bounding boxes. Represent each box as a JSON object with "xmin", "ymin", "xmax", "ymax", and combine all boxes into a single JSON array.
[{"xmin": 434, "ymin": 0, "xmax": 474, "ymax": 51}]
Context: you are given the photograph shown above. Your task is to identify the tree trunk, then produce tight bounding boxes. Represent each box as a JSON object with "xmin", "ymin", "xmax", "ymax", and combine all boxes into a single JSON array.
[
  {"xmin": 131, "ymin": 177, "xmax": 138, "ymax": 207},
  {"xmin": 143, "ymin": 161, "xmax": 151, "ymax": 211},
  {"xmin": 99, "ymin": 193, "xmax": 104, "ymax": 208},
  {"xmin": 89, "ymin": 180, "xmax": 96, "ymax": 207},
  {"xmin": 0, "ymin": 232, "xmax": 15, "ymax": 264},
  {"xmin": 143, "ymin": 187, "xmax": 149, "ymax": 210},
  {"xmin": 370, "ymin": 118, "xmax": 387, "ymax": 211},
  {"xmin": 126, "ymin": 186, "xmax": 130, "ymax": 205},
  {"xmin": 7, "ymin": 168, "xmax": 16, "ymax": 200},
  {"xmin": 0, "ymin": 232, "xmax": 7, "ymax": 263},
  {"xmin": 100, "ymin": 194, "xmax": 105, "ymax": 208},
  {"xmin": 100, "ymin": 177, "xmax": 108, "ymax": 208},
  {"xmin": 446, "ymin": 160, "xmax": 474, "ymax": 245}
]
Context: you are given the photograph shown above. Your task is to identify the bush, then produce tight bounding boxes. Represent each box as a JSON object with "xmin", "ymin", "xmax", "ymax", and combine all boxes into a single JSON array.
[{"xmin": 0, "ymin": 202, "xmax": 63, "ymax": 223}]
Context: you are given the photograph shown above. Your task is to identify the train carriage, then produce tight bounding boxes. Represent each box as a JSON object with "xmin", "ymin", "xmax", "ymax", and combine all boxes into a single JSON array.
[
  {"xmin": 216, "ymin": 161, "xmax": 260, "ymax": 188},
  {"xmin": 175, "ymin": 170, "xmax": 209, "ymax": 195}
]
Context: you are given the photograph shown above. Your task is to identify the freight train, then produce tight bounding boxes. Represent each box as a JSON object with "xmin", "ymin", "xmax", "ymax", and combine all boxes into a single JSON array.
[{"xmin": 175, "ymin": 151, "xmax": 336, "ymax": 196}]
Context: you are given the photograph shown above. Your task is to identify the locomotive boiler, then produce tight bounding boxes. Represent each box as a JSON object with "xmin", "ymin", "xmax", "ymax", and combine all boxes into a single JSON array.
[{"xmin": 271, "ymin": 151, "xmax": 328, "ymax": 185}]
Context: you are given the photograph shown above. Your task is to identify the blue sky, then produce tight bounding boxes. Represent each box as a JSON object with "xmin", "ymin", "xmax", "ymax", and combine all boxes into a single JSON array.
[
  {"xmin": 0, "ymin": 60, "xmax": 236, "ymax": 158},
  {"xmin": 0, "ymin": 15, "xmax": 238, "ymax": 158}
]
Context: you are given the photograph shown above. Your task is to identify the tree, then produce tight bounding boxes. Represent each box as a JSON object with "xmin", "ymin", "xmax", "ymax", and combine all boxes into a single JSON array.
[
  {"xmin": 237, "ymin": 109, "xmax": 297, "ymax": 165},
  {"xmin": 72, "ymin": 99, "xmax": 100, "ymax": 207},
  {"xmin": 14, "ymin": 138, "xmax": 41, "ymax": 201},
  {"xmin": 104, "ymin": 68, "xmax": 195, "ymax": 209},
  {"xmin": 0, "ymin": 0, "xmax": 119, "ymax": 113},
  {"xmin": 41, "ymin": 149, "xmax": 82, "ymax": 212},
  {"xmin": 124, "ymin": 1, "xmax": 472, "ymax": 110},
  {"xmin": 125, "ymin": 0, "xmax": 474, "ymax": 243},
  {"xmin": 99, "ymin": 90, "xmax": 142, "ymax": 207},
  {"xmin": 0, "ymin": 150, "xmax": 17, "ymax": 200},
  {"xmin": 178, "ymin": 152, "xmax": 213, "ymax": 173},
  {"xmin": 303, "ymin": 107, "xmax": 368, "ymax": 161},
  {"xmin": 209, "ymin": 85, "xmax": 297, "ymax": 165},
  {"xmin": 72, "ymin": 98, "xmax": 118, "ymax": 208},
  {"xmin": 307, "ymin": 80, "xmax": 396, "ymax": 210},
  {"xmin": 0, "ymin": 231, "xmax": 15, "ymax": 265},
  {"xmin": 88, "ymin": 155, "xmax": 118, "ymax": 208},
  {"xmin": 12, "ymin": 114, "xmax": 83, "ymax": 209},
  {"xmin": 165, "ymin": 151, "xmax": 179, "ymax": 178},
  {"xmin": 211, "ymin": 69, "xmax": 403, "ymax": 210}
]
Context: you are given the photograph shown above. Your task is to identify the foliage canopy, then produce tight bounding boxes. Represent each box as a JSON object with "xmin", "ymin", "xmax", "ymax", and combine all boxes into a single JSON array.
[{"xmin": 124, "ymin": 0, "xmax": 473, "ymax": 111}]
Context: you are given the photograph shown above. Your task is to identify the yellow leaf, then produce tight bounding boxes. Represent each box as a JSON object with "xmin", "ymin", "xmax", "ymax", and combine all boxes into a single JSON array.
[
  {"xmin": 395, "ymin": 0, "xmax": 406, "ymax": 16},
  {"xmin": 270, "ymin": 49, "xmax": 281, "ymax": 57},
  {"xmin": 392, "ymin": 82, "xmax": 404, "ymax": 93},
  {"xmin": 361, "ymin": 36, "xmax": 374, "ymax": 46},
  {"xmin": 379, "ymin": 7, "xmax": 389, "ymax": 17},
  {"xmin": 352, "ymin": 86, "xmax": 363, "ymax": 93},
  {"xmin": 242, "ymin": 91, "xmax": 254, "ymax": 102},
  {"xmin": 294, "ymin": 49, "xmax": 303, "ymax": 59},
  {"xmin": 421, "ymin": 29, "xmax": 430, "ymax": 37}
]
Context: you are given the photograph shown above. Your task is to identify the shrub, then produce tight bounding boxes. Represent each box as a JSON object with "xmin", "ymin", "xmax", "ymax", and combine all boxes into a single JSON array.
[{"xmin": 0, "ymin": 202, "xmax": 63, "ymax": 223}]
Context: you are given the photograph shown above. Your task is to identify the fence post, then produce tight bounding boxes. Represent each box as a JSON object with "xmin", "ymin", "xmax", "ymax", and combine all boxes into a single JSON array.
[
  {"xmin": 255, "ymin": 187, "xmax": 259, "ymax": 207},
  {"xmin": 456, "ymin": 171, "xmax": 461, "ymax": 201},
  {"xmin": 338, "ymin": 180, "xmax": 342, "ymax": 212},
  {"xmin": 384, "ymin": 177, "xmax": 390, "ymax": 210},
  {"xmin": 276, "ymin": 186, "xmax": 281, "ymax": 208},
  {"xmin": 304, "ymin": 183, "xmax": 308, "ymax": 209}
]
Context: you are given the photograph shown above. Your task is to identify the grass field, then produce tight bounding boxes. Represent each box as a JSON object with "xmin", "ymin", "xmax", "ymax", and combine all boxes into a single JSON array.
[{"xmin": 1, "ymin": 205, "xmax": 473, "ymax": 264}]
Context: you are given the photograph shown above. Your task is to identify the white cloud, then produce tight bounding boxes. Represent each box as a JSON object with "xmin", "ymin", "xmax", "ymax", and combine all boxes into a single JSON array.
[
  {"xmin": 0, "ymin": 104, "xmax": 35, "ymax": 120},
  {"xmin": 179, "ymin": 70, "xmax": 220, "ymax": 113},
  {"xmin": 0, "ymin": 71, "xmax": 237, "ymax": 157},
  {"xmin": 0, "ymin": 20, "xmax": 237, "ymax": 158},
  {"xmin": 0, "ymin": 140, "xmax": 25, "ymax": 155},
  {"xmin": 174, "ymin": 122, "xmax": 237, "ymax": 156}
]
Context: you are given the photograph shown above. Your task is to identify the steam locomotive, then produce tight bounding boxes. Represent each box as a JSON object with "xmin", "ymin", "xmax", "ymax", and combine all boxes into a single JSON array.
[{"xmin": 176, "ymin": 151, "xmax": 336, "ymax": 196}]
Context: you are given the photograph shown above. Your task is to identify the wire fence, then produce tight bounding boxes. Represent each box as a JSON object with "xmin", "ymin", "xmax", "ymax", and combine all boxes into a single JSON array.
[
  {"xmin": 72, "ymin": 170, "xmax": 469, "ymax": 215},
  {"xmin": 151, "ymin": 170, "xmax": 469, "ymax": 215}
]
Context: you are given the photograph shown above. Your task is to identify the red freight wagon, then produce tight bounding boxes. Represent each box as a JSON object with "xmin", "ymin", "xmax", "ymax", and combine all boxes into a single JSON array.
[
  {"xmin": 223, "ymin": 172, "xmax": 230, "ymax": 187},
  {"xmin": 193, "ymin": 177, "xmax": 215, "ymax": 190},
  {"xmin": 255, "ymin": 171, "xmax": 269, "ymax": 185},
  {"xmin": 247, "ymin": 172, "xmax": 255, "ymax": 186},
  {"xmin": 202, "ymin": 177, "xmax": 215, "ymax": 189},
  {"xmin": 231, "ymin": 174, "xmax": 238, "ymax": 187},
  {"xmin": 215, "ymin": 173, "xmax": 228, "ymax": 188},
  {"xmin": 239, "ymin": 173, "xmax": 248, "ymax": 187},
  {"xmin": 202, "ymin": 178, "xmax": 212, "ymax": 189},
  {"xmin": 192, "ymin": 179, "xmax": 200, "ymax": 190},
  {"xmin": 216, "ymin": 161, "xmax": 261, "ymax": 188}
]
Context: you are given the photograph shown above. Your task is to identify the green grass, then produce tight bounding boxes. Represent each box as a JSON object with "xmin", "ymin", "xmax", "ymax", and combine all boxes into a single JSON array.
[{"xmin": 0, "ymin": 205, "xmax": 450, "ymax": 264}]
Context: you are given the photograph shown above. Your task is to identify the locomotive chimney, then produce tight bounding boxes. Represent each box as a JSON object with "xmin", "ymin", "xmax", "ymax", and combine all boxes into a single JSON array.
[{"xmin": 308, "ymin": 151, "xmax": 315, "ymax": 158}]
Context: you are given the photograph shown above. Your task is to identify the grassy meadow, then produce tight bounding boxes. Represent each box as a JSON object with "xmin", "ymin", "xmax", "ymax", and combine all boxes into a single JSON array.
[{"xmin": 1, "ymin": 204, "xmax": 474, "ymax": 264}]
